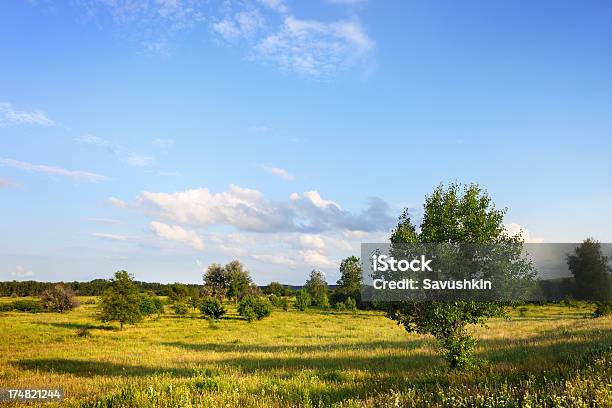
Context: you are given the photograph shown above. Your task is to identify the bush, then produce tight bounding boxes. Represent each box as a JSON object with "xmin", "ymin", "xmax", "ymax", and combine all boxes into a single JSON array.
[
  {"xmin": 172, "ymin": 301, "xmax": 189, "ymax": 315},
  {"xmin": 83, "ymin": 298, "xmax": 97, "ymax": 305},
  {"xmin": 41, "ymin": 284, "xmax": 79, "ymax": 312},
  {"xmin": 335, "ymin": 301, "xmax": 346, "ymax": 311},
  {"xmin": 76, "ymin": 327, "xmax": 91, "ymax": 338},
  {"xmin": 199, "ymin": 296, "xmax": 226, "ymax": 319},
  {"xmin": 268, "ymin": 294, "xmax": 289, "ymax": 310},
  {"xmin": 593, "ymin": 301, "xmax": 612, "ymax": 318},
  {"xmin": 12, "ymin": 300, "xmax": 43, "ymax": 313},
  {"xmin": 238, "ymin": 296, "xmax": 272, "ymax": 322},
  {"xmin": 345, "ymin": 297, "xmax": 357, "ymax": 312},
  {"xmin": 139, "ymin": 292, "xmax": 164, "ymax": 316},
  {"xmin": 295, "ymin": 289, "xmax": 311, "ymax": 311}
]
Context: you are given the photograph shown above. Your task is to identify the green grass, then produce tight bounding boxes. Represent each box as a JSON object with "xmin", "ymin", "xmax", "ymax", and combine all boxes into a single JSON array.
[{"xmin": 0, "ymin": 299, "xmax": 610, "ymax": 407}]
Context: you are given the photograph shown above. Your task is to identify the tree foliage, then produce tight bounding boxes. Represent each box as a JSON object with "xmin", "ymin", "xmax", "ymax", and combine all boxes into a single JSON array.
[
  {"xmin": 199, "ymin": 296, "xmax": 226, "ymax": 319},
  {"xmin": 566, "ymin": 238, "xmax": 611, "ymax": 301},
  {"xmin": 139, "ymin": 291, "xmax": 164, "ymax": 317},
  {"xmin": 304, "ymin": 270, "xmax": 328, "ymax": 307},
  {"xmin": 99, "ymin": 271, "xmax": 142, "ymax": 329},
  {"xmin": 40, "ymin": 284, "xmax": 79, "ymax": 312},
  {"xmin": 238, "ymin": 296, "xmax": 272, "ymax": 322},
  {"xmin": 202, "ymin": 263, "xmax": 227, "ymax": 300},
  {"xmin": 224, "ymin": 260, "xmax": 252, "ymax": 302},
  {"xmin": 331, "ymin": 256, "xmax": 362, "ymax": 306},
  {"xmin": 386, "ymin": 183, "xmax": 531, "ymax": 369},
  {"xmin": 295, "ymin": 289, "xmax": 311, "ymax": 311}
]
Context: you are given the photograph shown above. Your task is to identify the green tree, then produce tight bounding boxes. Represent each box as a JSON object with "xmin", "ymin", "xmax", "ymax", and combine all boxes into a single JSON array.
[
  {"xmin": 386, "ymin": 183, "xmax": 533, "ymax": 369},
  {"xmin": 40, "ymin": 284, "xmax": 80, "ymax": 312},
  {"xmin": 224, "ymin": 260, "xmax": 252, "ymax": 302},
  {"xmin": 168, "ymin": 283, "xmax": 191, "ymax": 303},
  {"xmin": 238, "ymin": 296, "xmax": 272, "ymax": 322},
  {"xmin": 331, "ymin": 256, "xmax": 362, "ymax": 306},
  {"xmin": 304, "ymin": 270, "xmax": 328, "ymax": 307},
  {"xmin": 99, "ymin": 271, "xmax": 142, "ymax": 329},
  {"xmin": 264, "ymin": 281, "xmax": 284, "ymax": 296},
  {"xmin": 199, "ymin": 296, "xmax": 226, "ymax": 319},
  {"xmin": 295, "ymin": 288, "xmax": 311, "ymax": 311},
  {"xmin": 139, "ymin": 291, "xmax": 164, "ymax": 317},
  {"xmin": 566, "ymin": 238, "xmax": 611, "ymax": 301},
  {"xmin": 202, "ymin": 263, "xmax": 227, "ymax": 300}
]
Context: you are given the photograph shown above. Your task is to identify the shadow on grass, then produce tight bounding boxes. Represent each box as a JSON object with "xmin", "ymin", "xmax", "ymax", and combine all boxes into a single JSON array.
[
  {"xmin": 12, "ymin": 359, "xmax": 193, "ymax": 378},
  {"xmin": 37, "ymin": 322, "xmax": 119, "ymax": 331},
  {"xmin": 163, "ymin": 338, "xmax": 429, "ymax": 354}
]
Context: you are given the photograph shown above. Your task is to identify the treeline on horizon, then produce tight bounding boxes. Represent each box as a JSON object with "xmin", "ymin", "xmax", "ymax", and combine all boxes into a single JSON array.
[
  {"xmin": 0, "ymin": 276, "xmax": 592, "ymax": 302},
  {"xmin": 0, "ymin": 279, "xmax": 311, "ymax": 298}
]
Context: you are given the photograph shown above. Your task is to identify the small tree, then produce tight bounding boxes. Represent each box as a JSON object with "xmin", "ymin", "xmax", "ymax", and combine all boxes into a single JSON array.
[
  {"xmin": 264, "ymin": 281, "xmax": 284, "ymax": 296},
  {"xmin": 172, "ymin": 300, "xmax": 189, "ymax": 315},
  {"xmin": 199, "ymin": 296, "xmax": 226, "ymax": 319},
  {"xmin": 202, "ymin": 263, "xmax": 227, "ymax": 300},
  {"xmin": 295, "ymin": 289, "xmax": 311, "ymax": 311},
  {"xmin": 345, "ymin": 297, "xmax": 357, "ymax": 312},
  {"xmin": 566, "ymin": 238, "xmax": 611, "ymax": 301},
  {"xmin": 304, "ymin": 270, "xmax": 328, "ymax": 307},
  {"xmin": 167, "ymin": 283, "xmax": 190, "ymax": 303},
  {"xmin": 331, "ymin": 256, "xmax": 362, "ymax": 307},
  {"xmin": 100, "ymin": 271, "xmax": 142, "ymax": 329},
  {"xmin": 238, "ymin": 296, "xmax": 272, "ymax": 322},
  {"xmin": 224, "ymin": 260, "xmax": 252, "ymax": 302},
  {"xmin": 386, "ymin": 183, "xmax": 535, "ymax": 369},
  {"xmin": 139, "ymin": 291, "xmax": 164, "ymax": 317},
  {"xmin": 41, "ymin": 284, "xmax": 80, "ymax": 312}
]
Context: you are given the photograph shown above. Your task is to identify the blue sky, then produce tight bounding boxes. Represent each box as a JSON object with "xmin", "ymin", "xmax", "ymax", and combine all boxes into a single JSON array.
[{"xmin": 1, "ymin": 0, "xmax": 611, "ymax": 285}]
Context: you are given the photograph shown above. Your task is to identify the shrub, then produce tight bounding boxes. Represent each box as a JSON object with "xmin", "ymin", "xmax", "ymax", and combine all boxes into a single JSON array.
[
  {"xmin": 238, "ymin": 296, "xmax": 272, "ymax": 322},
  {"xmin": 77, "ymin": 327, "xmax": 91, "ymax": 338},
  {"xmin": 41, "ymin": 284, "xmax": 79, "ymax": 312},
  {"xmin": 199, "ymin": 296, "xmax": 226, "ymax": 319},
  {"xmin": 139, "ymin": 292, "xmax": 164, "ymax": 316},
  {"xmin": 83, "ymin": 298, "xmax": 97, "ymax": 305},
  {"xmin": 345, "ymin": 297, "xmax": 357, "ymax": 312},
  {"xmin": 99, "ymin": 271, "xmax": 143, "ymax": 329},
  {"xmin": 593, "ymin": 301, "xmax": 612, "ymax": 318},
  {"xmin": 172, "ymin": 301, "xmax": 189, "ymax": 315},
  {"xmin": 12, "ymin": 299, "xmax": 43, "ymax": 313},
  {"xmin": 295, "ymin": 289, "xmax": 311, "ymax": 311},
  {"xmin": 335, "ymin": 301, "xmax": 346, "ymax": 311}
]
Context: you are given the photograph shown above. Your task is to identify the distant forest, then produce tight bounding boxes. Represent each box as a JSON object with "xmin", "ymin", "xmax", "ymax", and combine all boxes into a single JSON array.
[{"xmin": 0, "ymin": 277, "xmax": 577, "ymax": 301}]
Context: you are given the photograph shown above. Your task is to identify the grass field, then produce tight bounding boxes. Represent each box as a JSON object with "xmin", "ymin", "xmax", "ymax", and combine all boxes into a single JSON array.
[{"xmin": 0, "ymin": 298, "xmax": 611, "ymax": 407}]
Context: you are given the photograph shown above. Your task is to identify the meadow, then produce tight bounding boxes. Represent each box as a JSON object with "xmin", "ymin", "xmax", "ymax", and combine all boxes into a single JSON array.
[{"xmin": 0, "ymin": 298, "xmax": 610, "ymax": 407}]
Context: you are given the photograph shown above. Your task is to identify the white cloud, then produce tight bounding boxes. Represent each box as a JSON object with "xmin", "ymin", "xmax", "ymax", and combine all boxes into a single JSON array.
[
  {"xmin": 0, "ymin": 176, "xmax": 19, "ymax": 188},
  {"xmin": 262, "ymin": 165, "xmax": 294, "ymax": 181},
  {"xmin": 0, "ymin": 102, "xmax": 54, "ymax": 126},
  {"xmin": 255, "ymin": 16, "xmax": 373, "ymax": 77},
  {"xmin": 108, "ymin": 197, "xmax": 127, "ymax": 208},
  {"xmin": 12, "ymin": 265, "xmax": 34, "ymax": 279},
  {"xmin": 150, "ymin": 221, "xmax": 204, "ymax": 250},
  {"xmin": 252, "ymin": 253, "xmax": 296, "ymax": 267},
  {"xmin": 0, "ymin": 158, "xmax": 107, "ymax": 182},
  {"xmin": 92, "ymin": 232, "xmax": 129, "ymax": 241},
  {"xmin": 220, "ymin": 245, "xmax": 248, "ymax": 257},
  {"xmin": 299, "ymin": 249, "xmax": 337, "ymax": 269},
  {"xmin": 75, "ymin": 135, "xmax": 153, "ymax": 167},
  {"xmin": 504, "ymin": 223, "xmax": 544, "ymax": 243},
  {"xmin": 213, "ymin": 10, "xmax": 265, "ymax": 41},
  {"xmin": 130, "ymin": 185, "xmax": 394, "ymax": 233},
  {"xmin": 342, "ymin": 229, "xmax": 369, "ymax": 240},
  {"xmin": 257, "ymin": 0, "xmax": 288, "ymax": 13},
  {"xmin": 296, "ymin": 234, "xmax": 326, "ymax": 250}
]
